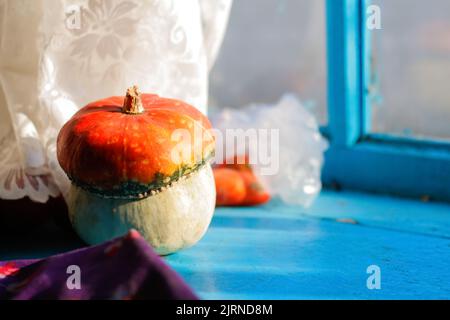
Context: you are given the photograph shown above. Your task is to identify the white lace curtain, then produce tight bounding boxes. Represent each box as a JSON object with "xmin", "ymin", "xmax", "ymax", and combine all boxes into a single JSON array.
[{"xmin": 0, "ymin": 0, "xmax": 232, "ymax": 203}]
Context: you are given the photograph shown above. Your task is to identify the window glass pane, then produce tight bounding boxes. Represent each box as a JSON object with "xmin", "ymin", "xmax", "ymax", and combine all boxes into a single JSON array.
[
  {"xmin": 371, "ymin": 0, "xmax": 450, "ymax": 141},
  {"xmin": 209, "ymin": 0, "xmax": 327, "ymax": 125}
]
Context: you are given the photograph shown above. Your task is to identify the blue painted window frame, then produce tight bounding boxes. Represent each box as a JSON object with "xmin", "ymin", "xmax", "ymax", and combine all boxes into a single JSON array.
[{"xmin": 322, "ymin": 0, "xmax": 450, "ymax": 201}]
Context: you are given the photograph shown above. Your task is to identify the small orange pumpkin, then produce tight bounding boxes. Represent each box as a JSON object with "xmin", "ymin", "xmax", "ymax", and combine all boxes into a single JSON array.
[
  {"xmin": 57, "ymin": 86, "xmax": 216, "ymax": 255},
  {"xmin": 239, "ymin": 170, "xmax": 271, "ymax": 206},
  {"xmin": 213, "ymin": 168, "xmax": 247, "ymax": 206},
  {"xmin": 213, "ymin": 154, "xmax": 271, "ymax": 207}
]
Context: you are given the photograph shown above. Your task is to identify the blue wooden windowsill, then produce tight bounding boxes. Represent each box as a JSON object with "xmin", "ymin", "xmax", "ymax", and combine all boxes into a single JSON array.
[
  {"xmin": 166, "ymin": 190, "xmax": 450, "ymax": 300},
  {"xmin": 2, "ymin": 190, "xmax": 449, "ymax": 299}
]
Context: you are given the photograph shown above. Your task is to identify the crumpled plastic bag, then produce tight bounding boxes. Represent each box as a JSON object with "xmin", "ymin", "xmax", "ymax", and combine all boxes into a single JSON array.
[{"xmin": 211, "ymin": 94, "xmax": 328, "ymax": 207}]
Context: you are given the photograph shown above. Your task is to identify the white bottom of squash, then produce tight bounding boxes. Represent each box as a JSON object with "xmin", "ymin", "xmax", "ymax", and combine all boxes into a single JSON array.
[{"xmin": 67, "ymin": 164, "xmax": 216, "ymax": 255}]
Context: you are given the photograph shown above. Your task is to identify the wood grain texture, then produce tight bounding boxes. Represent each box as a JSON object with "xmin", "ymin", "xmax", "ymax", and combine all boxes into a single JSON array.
[
  {"xmin": 1, "ymin": 190, "xmax": 449, "ymax": 299},
  {"xmin": 166, "ymin": 190, "xmax": 450, "ymax": 299}
]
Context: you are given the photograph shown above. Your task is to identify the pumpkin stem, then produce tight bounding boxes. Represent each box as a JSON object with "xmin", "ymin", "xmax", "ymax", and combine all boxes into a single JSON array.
[{"xmin": 122, "ymin": 86, "xmax": 144, "ymax": 114}]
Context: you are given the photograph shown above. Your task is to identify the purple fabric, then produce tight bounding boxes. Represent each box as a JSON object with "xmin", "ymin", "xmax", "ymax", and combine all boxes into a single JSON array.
[{"xmin": 0, "ymin": 230, "xmax": 197, "ymax": 300}]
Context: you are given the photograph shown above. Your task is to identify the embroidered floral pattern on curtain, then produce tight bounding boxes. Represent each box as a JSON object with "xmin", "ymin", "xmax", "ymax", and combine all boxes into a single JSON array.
[{"xmin": 0, "ymin": 0, "xmax": 232, "ymax": 202}]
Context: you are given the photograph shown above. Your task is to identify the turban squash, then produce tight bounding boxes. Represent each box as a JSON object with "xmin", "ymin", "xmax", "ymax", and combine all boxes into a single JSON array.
[{"xmin": 57, "ymin": 86, "xmax": 216, "ymax": 255}]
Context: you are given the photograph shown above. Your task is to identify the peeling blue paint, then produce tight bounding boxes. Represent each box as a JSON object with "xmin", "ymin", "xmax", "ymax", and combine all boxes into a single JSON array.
[
  {"xmin": 323, "ymin": 0, "xmax": 450, "ymax": 202},
  {"xmin": 166, "ymin": 191, "xmax": 450, "ymax": 300},
  {"xmin": 2, "ymin": 190, "xmax": 449, "ymax": 299}
]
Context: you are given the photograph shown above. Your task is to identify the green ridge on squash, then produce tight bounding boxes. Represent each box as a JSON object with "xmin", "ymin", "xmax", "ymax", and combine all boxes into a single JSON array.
[{"xmin": 68, "ymin": 153, "xmax": 214, "ymax": 199}]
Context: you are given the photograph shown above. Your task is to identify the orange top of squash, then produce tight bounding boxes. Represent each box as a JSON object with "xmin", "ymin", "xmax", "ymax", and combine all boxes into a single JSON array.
[{"xmin": 57, "ymin": 87, "xmax": 215, "ymax": 198}]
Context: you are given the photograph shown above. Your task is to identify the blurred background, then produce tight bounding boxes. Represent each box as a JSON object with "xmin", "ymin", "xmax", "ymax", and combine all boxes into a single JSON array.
[
  {"xmin": 210, "ymin": 0, "xmax": 450, "ymax": 141},
  {"xmin": 210, "ymin": 0, "xmax": 327, "ymax": 123}
]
